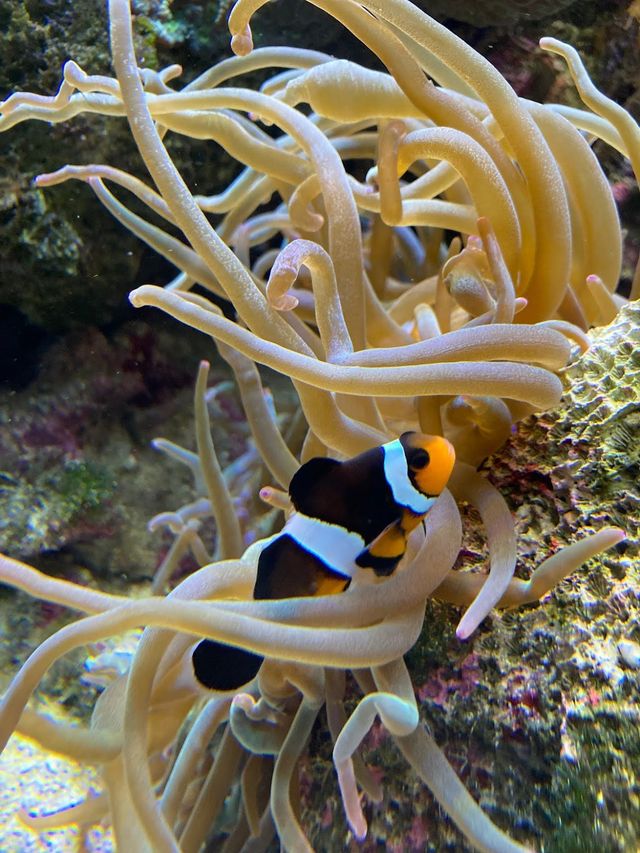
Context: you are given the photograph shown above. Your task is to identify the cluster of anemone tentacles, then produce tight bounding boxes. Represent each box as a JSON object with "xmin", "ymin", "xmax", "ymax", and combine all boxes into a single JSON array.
[{"xmin": 0, "ymin": 0, "xmax": 636, "ymax": 850}]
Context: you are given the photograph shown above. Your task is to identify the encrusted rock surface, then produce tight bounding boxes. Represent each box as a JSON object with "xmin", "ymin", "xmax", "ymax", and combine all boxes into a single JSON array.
[{"xmin": 496, "ymin": 300, "xmax": 639, "ymax": 564}]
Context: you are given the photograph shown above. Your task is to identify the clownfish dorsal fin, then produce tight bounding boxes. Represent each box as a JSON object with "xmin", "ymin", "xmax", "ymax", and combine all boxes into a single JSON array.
[{"xmin": 288, "ymin": 456, "xmax": 341, "ymax": 512}]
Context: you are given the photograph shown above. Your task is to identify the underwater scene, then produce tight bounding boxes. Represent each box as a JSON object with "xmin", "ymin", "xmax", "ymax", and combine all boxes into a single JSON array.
[{"xmin": 0, "ymin": 0, "xmax": 639, "ymax": 850}]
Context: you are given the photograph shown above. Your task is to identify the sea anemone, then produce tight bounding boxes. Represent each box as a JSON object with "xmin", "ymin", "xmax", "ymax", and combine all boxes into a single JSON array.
[{"xmin": 0, "ymin": 0, "xmax": 636, "ymax": 850}]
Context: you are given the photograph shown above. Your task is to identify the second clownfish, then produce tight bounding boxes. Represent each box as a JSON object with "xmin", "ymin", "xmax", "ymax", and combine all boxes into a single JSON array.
[{"xmin": 192, "ymin": 431, "xmax": 455, "ymax": 692}]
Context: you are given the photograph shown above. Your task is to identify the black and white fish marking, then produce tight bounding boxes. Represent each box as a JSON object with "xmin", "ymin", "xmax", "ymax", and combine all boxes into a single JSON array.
[{"xmin": 191, "ymin": 432, "xmax": 455, "ymax": 692}]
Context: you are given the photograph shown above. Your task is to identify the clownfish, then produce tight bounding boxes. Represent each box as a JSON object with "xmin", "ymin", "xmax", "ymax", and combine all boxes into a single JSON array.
[{"xmin": 192, "ymin": 432, "xmax": 455, "ymax": 692}]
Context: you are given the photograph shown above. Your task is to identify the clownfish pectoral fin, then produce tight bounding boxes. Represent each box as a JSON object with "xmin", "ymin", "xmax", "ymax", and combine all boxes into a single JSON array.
[
  {"xmin": 358, "ymin": 518, "xmax": 404, "ymax": 554},
  {"xmin": 288, "ymin": 456, "xmax": 341, "ymax": 511},
  {"xmin": 192, "ymin": 638, "xmax": 263, "ymax": 692},
  {"xmin": 355, "ymin": 520, "xmax": 408, "ymax": 577}
]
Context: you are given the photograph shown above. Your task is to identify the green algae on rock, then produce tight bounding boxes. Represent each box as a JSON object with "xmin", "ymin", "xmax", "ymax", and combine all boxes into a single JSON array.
[{"xmin": 0, "ymin": 320, "xmax": 248, "ymax": 576}]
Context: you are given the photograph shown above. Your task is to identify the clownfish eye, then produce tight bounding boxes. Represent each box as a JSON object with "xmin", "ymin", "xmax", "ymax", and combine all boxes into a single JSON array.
[{"xmin": 410, "ymin": 448, "xmax": 430, "ymax": 470}]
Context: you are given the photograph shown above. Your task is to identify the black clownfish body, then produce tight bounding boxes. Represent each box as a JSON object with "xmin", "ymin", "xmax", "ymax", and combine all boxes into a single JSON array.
[{"xmin": 192, "ymin": 432, "xmax": 455, "ymax": 692}]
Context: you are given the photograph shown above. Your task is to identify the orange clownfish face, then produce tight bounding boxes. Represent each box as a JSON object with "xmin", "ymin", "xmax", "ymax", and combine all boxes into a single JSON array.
[{"xmin": 400, "ymin": 432, "xmax": 456, "ymax": 498}]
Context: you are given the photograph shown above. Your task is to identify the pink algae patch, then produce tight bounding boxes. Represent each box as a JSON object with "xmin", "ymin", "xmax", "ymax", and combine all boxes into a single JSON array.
[{"xmin": 417, "ymin": 653, "xmax": 481, "ymax": 707}]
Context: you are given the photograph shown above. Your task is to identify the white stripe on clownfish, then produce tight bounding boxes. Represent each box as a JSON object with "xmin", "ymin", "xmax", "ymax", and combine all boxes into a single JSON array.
[
  {"xmin": 382, "ymin": 438, "xmax": 435, "ymax": 514},
  {"xmin": 284, "ymin": 511, "xmax": 365, "ymax": 579}
]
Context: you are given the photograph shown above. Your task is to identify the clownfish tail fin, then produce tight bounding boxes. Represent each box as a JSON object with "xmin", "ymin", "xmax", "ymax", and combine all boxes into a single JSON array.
[{"xmin": 192, "ymin": 638, "xmax": 263, "ymax": 693}]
